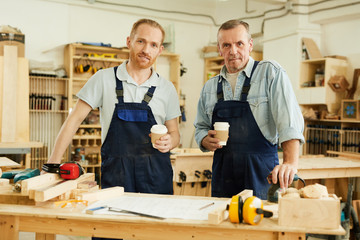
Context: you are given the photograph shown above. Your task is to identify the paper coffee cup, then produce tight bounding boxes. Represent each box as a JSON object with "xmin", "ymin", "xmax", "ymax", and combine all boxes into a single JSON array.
[
  {"xmin": 151, "ymin": 124, "xmax": 168, "ymax": 148},
  {"xmin": 214, "ymin": 122, "xmax": 229, "ymax": 146}
]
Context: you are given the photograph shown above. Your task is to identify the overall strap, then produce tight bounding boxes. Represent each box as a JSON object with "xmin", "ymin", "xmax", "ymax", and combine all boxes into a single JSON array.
[
  {"xmin": 142, "ymin": 86, "xmax": 156, "ymax": 104},
  {"xmin": 114, "ymin": 66, "xmax": 124, "ymax": 104},
  {"xmin": 216, "ymin": 76, "xmax": 224, "ymax": 101},
  {"xmin": 240, "ymin": 61, "xmax": 259, "ymax": 101}
]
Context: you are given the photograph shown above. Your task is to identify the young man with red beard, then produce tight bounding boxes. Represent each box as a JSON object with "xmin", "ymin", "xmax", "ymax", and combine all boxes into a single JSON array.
[{"xmin": 46, "ymin": 19, "xmax": 180, "ymax": 198}]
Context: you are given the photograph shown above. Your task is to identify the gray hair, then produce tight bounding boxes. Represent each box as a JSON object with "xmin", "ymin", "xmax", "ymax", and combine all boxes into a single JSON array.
[{"xmin": 217, "ymin": 19, "xmax": 251, "ymax": 41}]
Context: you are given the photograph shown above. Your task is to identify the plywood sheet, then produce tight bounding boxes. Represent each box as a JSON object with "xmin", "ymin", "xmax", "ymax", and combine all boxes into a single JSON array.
[{"xmin": 1, "ymin": 46, "xmax": 17, "ymax": 141}]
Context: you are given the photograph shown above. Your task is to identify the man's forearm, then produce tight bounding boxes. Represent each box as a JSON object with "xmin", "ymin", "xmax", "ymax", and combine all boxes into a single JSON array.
[
  {"xmin": 281, "ymin": 139, "xmax": 300, "ymax": 167},
  {"xmin": 48, "ymin": 99, "xmax": 92, "ymax": 163}
]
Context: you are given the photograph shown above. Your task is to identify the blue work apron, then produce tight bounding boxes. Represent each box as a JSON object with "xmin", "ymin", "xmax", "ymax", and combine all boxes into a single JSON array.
[
  {"xmin": 211, "ymin": 61, "xmax": 279, "ymax": 199},
  {"xmin": 94, "ymin": 67, "xmax": 173, "ymax": 240},
  {"xmin": 100, "ymin": 66, "xmax": 173, "ymax": 193}
]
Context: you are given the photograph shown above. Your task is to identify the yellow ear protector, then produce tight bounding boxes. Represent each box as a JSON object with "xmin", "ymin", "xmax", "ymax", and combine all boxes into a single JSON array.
[{"xmin": 228, "ymin": 195, "xmax": 273, "ymax": 225}]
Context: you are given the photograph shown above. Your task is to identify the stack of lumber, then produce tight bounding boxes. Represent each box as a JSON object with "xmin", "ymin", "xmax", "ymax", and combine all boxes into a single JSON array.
[{"xmin": 0, "ymin": 172, "xmax": 112, "ymax": 205}]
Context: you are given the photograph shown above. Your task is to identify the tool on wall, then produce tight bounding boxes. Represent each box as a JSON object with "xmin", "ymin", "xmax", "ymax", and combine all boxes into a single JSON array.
[
  {"xmin": 227, "ymin": 195, "xmax": 273, "ymax": 225},
  {"xmin": 267, "ymin": 173, "xmax": 306, "ymax": 203},
  {"xmin": 42, "ymin": 162, "xmax": 84, "ymax": 180}
]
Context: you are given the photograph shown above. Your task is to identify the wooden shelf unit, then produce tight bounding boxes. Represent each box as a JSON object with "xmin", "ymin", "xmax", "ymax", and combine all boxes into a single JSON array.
[
  {"xmin": 303, "ymin": 118, "xmax": 360, "ymax": 156},
  {"xmin": 64, "ymin": 43, "xmax": 182, "ymax": 108},
  {"xmin": 72, "ymin": 124, "xmax": 102, "ymax": 184},
  {"xmin": 29, "ymin": 75, "xmax": 69, "ymax": 169},
  {"xmin": 64, "ymin": 43, "xmax": 129, "ymax": 109},
  {"xmin": 298, "ymin": 57, "xmax": 348, "ymax": 114}
]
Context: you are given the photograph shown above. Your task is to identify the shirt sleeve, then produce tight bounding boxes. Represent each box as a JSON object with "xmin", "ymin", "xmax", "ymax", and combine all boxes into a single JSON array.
[
  {"xmin": 194, "ymin": 86, "xmax": 212, "ymax": 152},
  {"xmin": 269, "ymin": 66, "xmax": 305, "ymax": 145},
  {"xmin": 76, "ymin": 70, "xmax": 104, "ymax": 109}
]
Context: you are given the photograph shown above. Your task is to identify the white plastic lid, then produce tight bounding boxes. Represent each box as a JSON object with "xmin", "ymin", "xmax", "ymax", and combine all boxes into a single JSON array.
[
  {"xmin": 151, "ymin": 124, "xmax": 168, "ymax": 134},
  {"xmin": 213, "ymin": 122, "xmax": 230, "ymax": 130}
]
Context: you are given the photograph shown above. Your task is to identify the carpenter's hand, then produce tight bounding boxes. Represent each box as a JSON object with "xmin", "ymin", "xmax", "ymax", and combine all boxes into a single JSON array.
[
  {"xmin": 270, "ymin": 163, "xmax": 297, "ymax": 189},
  {"xmin": 201, "ymin": 130, "xmax": 223, "ymax": 152},
  {"xmin": 154, "ymin": 133, "xmax": 172, "ymax": 153}
]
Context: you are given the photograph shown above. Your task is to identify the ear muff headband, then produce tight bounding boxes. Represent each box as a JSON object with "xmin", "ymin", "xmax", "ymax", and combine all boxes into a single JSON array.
[
  {"xmin": 229, "ymin": 195, "xmax": 244, "ymax": 223},
  {"xmin": 229, "ymin": 195, "xmax": 240, "ymax": 223}
]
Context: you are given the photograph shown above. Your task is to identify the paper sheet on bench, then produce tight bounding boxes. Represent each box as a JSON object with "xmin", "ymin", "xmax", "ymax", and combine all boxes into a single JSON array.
[{"xmin": 85, "ymin": 196, "xmax": 227, "ymax": 220}]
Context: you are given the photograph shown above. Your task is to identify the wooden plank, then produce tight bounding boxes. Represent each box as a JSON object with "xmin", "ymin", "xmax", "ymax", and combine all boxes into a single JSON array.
[
  {"xmin": 0, "ymin": 141, "xmax": 43, "ymax": 149},
  {"xmin": 79, "ymin": 186, "xmax": 124, "ymax": 202},
  {"xmin": 32, "ymin": 173, "xmax": 95, "ymax": 201},
  {"xmin": 0, "ymin": 157, "xmax": 21, "ymax": 168},
  {"xmin": 0, "ymin": 215, "xmax": 19, "ymax": 240},
  {"xmin": 327, "ymin": 150, "xmax": 360, "ymax": 159},
  {"xmin": 2, "ymin": 46, "xmax": 18, "ymax": 142},
  {"xmin": 21, "ymin": 173, "xmax": 61, "ymax": 195},
  {"xmin": 34, "ymin": 180, "xmax": 78, "ymax": 202},
  {"xmin": 0, "ymin": 178, "xmax": 10, "ymax": 186},
  {"xmin": 0, "ymin": 192, "xmax": 35, "ymax": 205},
  {"xmin": 0, "ymin": 57, "xmax": 3, "ymax": 140},
  {"xmin": 16, "ymin": 57, "xmax": 29, "ymax": 142}
]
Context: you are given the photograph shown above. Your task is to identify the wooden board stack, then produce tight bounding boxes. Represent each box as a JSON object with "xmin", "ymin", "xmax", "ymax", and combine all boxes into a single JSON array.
[{"xmin": 0, "ymin": 172, "xmax": 124, "ymax": 205}]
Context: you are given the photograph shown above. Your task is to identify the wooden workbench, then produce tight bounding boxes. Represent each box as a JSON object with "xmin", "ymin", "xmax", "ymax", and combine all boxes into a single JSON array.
[
  {"xmin": 0, "ymin": 192, "xmax": 345, "ymax": 240},
  {"xmin": 171, "ymin": 150, "xmax": 360, "ymax": 199},
  {"xmin": 296, "ymin": 156, "xmax": 360, "ymax": 179}
]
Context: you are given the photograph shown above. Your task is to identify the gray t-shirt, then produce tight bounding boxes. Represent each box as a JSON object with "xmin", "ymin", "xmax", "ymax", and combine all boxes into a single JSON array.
[{"xmin": 77, "ymin": 61, "xmax": 181, "ymax": 142}]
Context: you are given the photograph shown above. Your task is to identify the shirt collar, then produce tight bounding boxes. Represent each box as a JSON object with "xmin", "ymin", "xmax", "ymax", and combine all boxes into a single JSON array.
[
  {"xmin": 116, "ymin": 60, "xmax": 159, "ymax": 87},
  {"xmin": 219, "ymin": 56, "xmax": 255, "ymax": 81}
]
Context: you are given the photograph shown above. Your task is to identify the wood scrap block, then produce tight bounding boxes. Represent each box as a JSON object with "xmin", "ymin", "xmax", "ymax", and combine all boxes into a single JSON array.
[
  {"xmin": 279, "ymin": 194, "xmax": 340, "ymax": 229},
  {"xmin": 70, "ymin": 185, "xmax": 99, "ymax": 199},
  {"xmin": 0, "ymin": 178, "xmax": 10, "ymax": 186},
  {"xmin": 79, "ymin": 186, "xmax": 124, "ymax": 202},
  {"xmin": 76, "ymin": 173, "xmax": 95, "ymax": 183},
  {"xmin": 300, "ymin": 183, "xmax": 328, "ymax": 199},
  {"xmin": 78, "ymin": 180, "xmax": 97, "ymax": 189},
  {"xmin": 0, "ymin": 185, "xmax": 13, "ymax": 191}
]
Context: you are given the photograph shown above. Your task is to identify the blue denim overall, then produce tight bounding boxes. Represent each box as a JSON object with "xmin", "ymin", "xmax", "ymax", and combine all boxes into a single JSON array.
[
  {"xmin": 100, "ymin": 66, "xmax": 173, "ymax": 193},
  {"xmin": 94, "ymin": 67, "xmax": 173, "ymax": 240},
  {"xmin": 211, "ymin": 61, "xmax": 279, "ymax": 199}
]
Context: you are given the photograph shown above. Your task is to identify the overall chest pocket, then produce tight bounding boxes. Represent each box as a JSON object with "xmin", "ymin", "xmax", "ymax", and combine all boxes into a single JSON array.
[{"xmin": 117, "ymin": 109, "xmax": 148, "ymax": 122}]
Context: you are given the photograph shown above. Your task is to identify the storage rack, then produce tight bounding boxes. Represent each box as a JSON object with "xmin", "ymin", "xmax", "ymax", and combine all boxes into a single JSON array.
[{"xmin": 29, "ymin": 75, "xmax": 69, "ymax": 169}]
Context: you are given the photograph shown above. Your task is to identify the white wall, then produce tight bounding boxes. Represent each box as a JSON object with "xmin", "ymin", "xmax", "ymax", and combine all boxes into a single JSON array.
[
  {"xmin": 0, "ymin": 0, "xmax": 216, "ymax": 148},
  {"xmin": 322, "ymin": 18, "xmax": 360, "ymax": 99},
  {"xmin": 1, "ymin": 0, "xmax": 360, "ymax": 148}
]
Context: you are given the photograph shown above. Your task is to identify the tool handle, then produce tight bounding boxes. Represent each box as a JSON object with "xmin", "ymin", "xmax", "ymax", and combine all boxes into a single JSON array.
[{"xmin": 255, "ymin": 208, "xmax": 273, "ymax": 218}]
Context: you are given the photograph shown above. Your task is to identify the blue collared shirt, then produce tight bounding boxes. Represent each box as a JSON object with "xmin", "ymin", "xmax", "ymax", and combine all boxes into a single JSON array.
[{"xmin": 194, "ymin": 57, "xmax": 304, "ymax": 151}]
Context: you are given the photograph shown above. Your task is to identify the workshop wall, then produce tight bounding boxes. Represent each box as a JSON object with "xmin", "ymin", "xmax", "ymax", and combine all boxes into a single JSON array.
[{"xmin": 1, "ymin": 0, "xmax": 360, "ymax": 148}]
